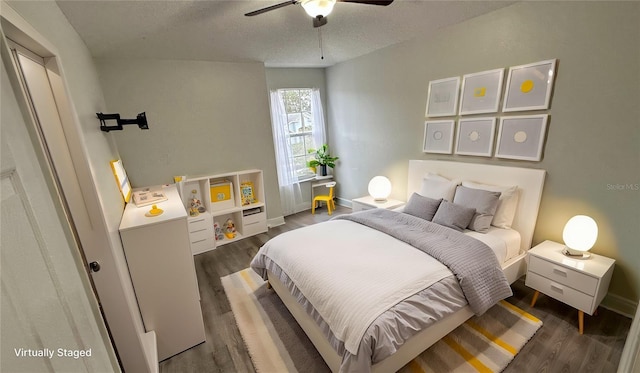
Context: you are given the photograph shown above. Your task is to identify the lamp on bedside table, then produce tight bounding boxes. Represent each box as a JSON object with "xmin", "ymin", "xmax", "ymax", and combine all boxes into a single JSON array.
[
  {"xmin": 562, "ymin": 215, "xmax": 598, "ymax": 259},
  {"xmin": 368, "ymin": 176, "xmax": 392, "ymax": 202}
]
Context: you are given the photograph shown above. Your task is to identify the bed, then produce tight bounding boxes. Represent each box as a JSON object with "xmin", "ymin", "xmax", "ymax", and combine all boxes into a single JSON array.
[{"xmin": 251, "ymin": 160, "xmax": 545, "ymax": 372}]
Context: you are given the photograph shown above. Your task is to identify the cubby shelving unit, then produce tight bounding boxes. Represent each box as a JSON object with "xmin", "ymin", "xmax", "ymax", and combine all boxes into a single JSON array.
[{"xmin": 178, "ymin": 169, "xmax": 267, "ymax": 255}]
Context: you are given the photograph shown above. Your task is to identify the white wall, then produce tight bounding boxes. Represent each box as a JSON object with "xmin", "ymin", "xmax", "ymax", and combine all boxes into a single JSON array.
[
  {"xmin": 326, "ymin": 1, "xmax": 640, "ymax": 307},
  {"xmin": 96, "ymin": 58, "xmax": 284, "ymax": 221}
]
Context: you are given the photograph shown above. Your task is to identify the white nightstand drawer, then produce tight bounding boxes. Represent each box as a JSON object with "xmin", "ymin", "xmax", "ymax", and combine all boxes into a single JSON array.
[
  {"xmin": 188, "ymin": 216, "xmax": 210, "ymax": 232},
  {"xmin": 526, "ymin": 272, "xmax": 595, "ymax": 313},
  {"xmin": 529, "ymin": 255, "xmax": 598, "ymax": 296},
  {"xmin": 352, "ymin": 203, "xmax": 372, "ymax": 213}
]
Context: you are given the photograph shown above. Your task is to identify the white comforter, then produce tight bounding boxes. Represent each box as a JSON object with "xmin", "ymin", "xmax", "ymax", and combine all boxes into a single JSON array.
[{"xmin": 254, "ymin": 219, "xmax": 452, "ymax": 355}]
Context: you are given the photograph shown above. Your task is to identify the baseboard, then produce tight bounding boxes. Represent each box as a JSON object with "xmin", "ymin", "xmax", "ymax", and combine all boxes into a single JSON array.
[
  {"xmin": 601, "ymin": 293, "xmax": 638, "ymax": 319},
  {"xmin": 335, "ymin": 197, "xmax": 352, "ymax": 208},
  {"xmin": 267, "ymin": 216, "xmax": 285, "ymax": 228}
]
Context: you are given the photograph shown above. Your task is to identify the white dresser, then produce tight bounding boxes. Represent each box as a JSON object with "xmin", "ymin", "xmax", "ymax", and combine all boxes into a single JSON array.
[
  {"xmin": 119, "ymin": 184, "xmax": 205, "ymax": 360},
  {"xmin": 526, "ymin": 240, "xmax": 614, "ymax": 334}
]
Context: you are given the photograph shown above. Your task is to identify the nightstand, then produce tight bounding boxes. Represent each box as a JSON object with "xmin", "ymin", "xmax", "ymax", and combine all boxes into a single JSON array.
[
  {"xmin": 526, "ymin": 240, "xmax": 615, "ymax": 334},
  {"xmin": 351, "ymin": 196, "xmax": 404, "ymax": 212}
]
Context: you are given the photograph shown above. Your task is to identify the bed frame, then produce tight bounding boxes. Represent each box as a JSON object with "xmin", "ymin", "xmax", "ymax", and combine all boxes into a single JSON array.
[{"xmin": 267, "ymin": 160, "xmax": 546, "ymax": 372}]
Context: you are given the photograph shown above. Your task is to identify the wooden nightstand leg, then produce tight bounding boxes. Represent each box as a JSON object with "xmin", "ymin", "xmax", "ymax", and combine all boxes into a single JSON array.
[
  {"xmin": 530, "ymin": 290, "xmax": 540, "ymax": 307},
  {"xmin": 578, "ymin": 310, "xmax": 584, "ymax": 335},
  {"xmin": 266, "ymin": 281, "xmax": 272, "ymax": 289}
]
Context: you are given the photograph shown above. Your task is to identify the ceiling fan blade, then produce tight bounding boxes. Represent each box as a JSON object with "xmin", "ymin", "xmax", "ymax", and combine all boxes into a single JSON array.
[
  {"xmin": 245, "ymin": 0, "xmax": 298, "ymax": 16},
  {"xmin": 313, "ymin": 15, "xmax": 328, "ymax": 28},
  {"xmin": 338, "ymin": 0, "xmax": 393, "ymax": 5}
]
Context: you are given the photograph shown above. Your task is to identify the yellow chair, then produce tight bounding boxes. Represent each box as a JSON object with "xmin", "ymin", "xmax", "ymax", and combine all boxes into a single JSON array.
[{"xmin": 312, "ymin": 182, "xmax": 337, "ymax": 215}]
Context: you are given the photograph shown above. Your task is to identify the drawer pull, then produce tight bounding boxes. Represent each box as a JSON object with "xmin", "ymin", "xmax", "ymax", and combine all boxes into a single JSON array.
[
  {"xmin": 191, "ymin": 238, "xmax": 207, "ymax": 244},
  {"xmin": 189, "ymin": 218, "xmax": 205, "ymax": 224},
  {"xmin": 550, "ymin": 283, "xmax": 564, "ymax": 293},
  {"xmin": 191, "ymin": 228, "xmax": 207, "ymax": 233},
  {"xmin": 552, "ymin": 267, "xmax": 568, "ymax": 277}
]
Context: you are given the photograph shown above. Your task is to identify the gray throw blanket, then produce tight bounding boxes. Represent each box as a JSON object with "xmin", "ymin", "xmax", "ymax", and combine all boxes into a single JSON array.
[{"xmin": 334, "ymin": 209, "xmax": 512, "ymax": 315}]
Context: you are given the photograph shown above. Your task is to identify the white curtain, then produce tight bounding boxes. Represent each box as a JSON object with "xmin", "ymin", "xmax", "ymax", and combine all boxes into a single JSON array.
[
  {"xmin": 270, "ymin": 90, "xmax": 302, "ymax": 215},
  {"xmin": 310, "ymin": 88, "xmax": 327, "ymax": 148}
]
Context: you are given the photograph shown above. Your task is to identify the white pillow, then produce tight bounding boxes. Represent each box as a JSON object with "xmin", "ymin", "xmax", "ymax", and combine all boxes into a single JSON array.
[
  {"xmin": 420, "ymin": 173, "xmax": 458, "ymax": 202},
  {"xmin": 461, "ymin": 181, "xmax": 519, "ymax": 229}
]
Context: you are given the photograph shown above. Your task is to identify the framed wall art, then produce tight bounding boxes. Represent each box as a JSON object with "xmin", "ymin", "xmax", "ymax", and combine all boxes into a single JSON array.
[
  {"xmin": 425, "ymin": 77, "xmax": 460, "ymax": 117},
  {"xmin": 423, "ymin": 120, "xmax": 455, "ymax": 154},
  {"xmin": 503, "ymin": 59, "xmax": 557, "ymax": 112},
  {"xmin": 459, "ymin": 68, "xmax": 504, "ymax": 115},
  {"xmin": 454, "ymin": 117, "xmax": 496, "ymax": 157},
  {"xmin": 495, "ymin": 114, "xmax": 548, "ymax": 161}
]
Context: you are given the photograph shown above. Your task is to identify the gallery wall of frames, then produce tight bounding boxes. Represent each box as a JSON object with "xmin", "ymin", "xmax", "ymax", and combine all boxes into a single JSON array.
[{"xmin": 423, "ymin": 59, "xmax": 556, "ymax": 162}]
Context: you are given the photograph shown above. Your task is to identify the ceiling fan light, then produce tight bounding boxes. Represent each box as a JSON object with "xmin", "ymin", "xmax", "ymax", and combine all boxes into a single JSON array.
[{"xmin": 301, "ymin": 0, "xmax": 336, "ymax": 18}]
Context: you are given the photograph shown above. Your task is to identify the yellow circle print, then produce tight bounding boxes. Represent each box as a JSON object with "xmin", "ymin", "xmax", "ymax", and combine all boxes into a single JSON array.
[{"xmin": 520, "ymin": 80, "xmax": 534, "ymax": 93}]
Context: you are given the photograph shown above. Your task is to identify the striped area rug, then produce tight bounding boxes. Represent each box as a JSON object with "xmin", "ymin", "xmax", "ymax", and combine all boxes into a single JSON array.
[{"xmin": 222, "ymin": 268, "xmax": 542, "ymax": 373}]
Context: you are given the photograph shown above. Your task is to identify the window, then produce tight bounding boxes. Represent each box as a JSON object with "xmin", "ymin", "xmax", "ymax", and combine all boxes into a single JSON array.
[{"xmin": 279, "ymin": 88, "xmax": 318, "ymax": 180}]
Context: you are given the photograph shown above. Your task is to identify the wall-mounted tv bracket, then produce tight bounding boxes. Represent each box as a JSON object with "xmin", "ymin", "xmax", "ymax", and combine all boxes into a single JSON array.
[{"xmin": 97, "ymin": 112, "xmax": 149, "ymax": 132}]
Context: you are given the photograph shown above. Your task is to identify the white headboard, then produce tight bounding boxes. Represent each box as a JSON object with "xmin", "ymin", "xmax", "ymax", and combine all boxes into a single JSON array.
[{"xmin": 408, "ymin": 160, "xmax": 546, "ymax": 253}]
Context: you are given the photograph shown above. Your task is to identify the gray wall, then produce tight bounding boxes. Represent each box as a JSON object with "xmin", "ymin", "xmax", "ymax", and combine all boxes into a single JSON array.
[
  {"xmin": 96, "ymin": 59, "xmax": 283, "ymax": 220},
  {"xmin": 326, "ymin": 2, "xmax": 640, "ymax": 304}
]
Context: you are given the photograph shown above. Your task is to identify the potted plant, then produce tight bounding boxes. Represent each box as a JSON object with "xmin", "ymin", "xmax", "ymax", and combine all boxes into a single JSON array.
[{"xmin": 307, "ymin": 144, "xmax": 339, "ymax": 177}]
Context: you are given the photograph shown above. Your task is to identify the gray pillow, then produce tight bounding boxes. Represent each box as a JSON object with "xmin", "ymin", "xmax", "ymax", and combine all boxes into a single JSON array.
[
  {"xmin": 403, "ymin": 193, "xmax": 442, "ymax": 221},
  {"xmin": 453, "ymin": 186, "xmax": 501, "ymax": 233},
  {"xmin": 432, "ymin": 201, "xmax": 476, "ymax": 232}
]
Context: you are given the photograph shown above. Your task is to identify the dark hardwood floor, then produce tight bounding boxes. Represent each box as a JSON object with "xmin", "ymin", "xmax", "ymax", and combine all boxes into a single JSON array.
[{"xmin": 160, "ymin": 205, "xmax": 631, "ymax": 372}]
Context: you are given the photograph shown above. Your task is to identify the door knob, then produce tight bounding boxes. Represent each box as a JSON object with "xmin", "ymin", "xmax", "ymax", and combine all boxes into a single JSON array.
[{"xmin": 89, "ymin": 261, "xmax": 101, "ymax": 272}]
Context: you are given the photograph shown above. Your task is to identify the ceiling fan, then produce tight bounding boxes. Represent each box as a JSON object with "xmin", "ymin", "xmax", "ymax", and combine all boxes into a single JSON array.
[{"xmin": 245, "ymin": 0, "xmax": 394, "ymax": 28}]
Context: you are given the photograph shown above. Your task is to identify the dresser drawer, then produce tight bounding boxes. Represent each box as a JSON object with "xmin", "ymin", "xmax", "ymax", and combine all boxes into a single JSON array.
[
  {"xmin": 189, "ymin": 227, "xmax": 212, "ymax": 242},
  {"xmin": 188, "ymin": 216, "xmax": 210, "ymax": 232},
  {"xmin": 526, "ymin": 272, "xmax": 595, "ymax": 314},
  {"xmin": 243, "ymin": 211, "xmax": 266, "ymax": 225},
  {"xmin": 189, "ymin": 237, "xmax": 214, "ymax": 255},
  {"xmin": 243, "ymin": 220, "xmax": 267, "ymax": 236},
  {"xmin": 528, "ymin": 255, "xmax": 598, "ymax": 296}
]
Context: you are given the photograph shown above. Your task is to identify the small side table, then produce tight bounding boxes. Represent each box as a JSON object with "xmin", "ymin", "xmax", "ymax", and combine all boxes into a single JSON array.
[
  {"xmin": 352, "ymin": 196, "xmax": 404, "ymax": 212},
  {"xmin": 310, "ymin": 175, "xmax": 334, "ymax": 201},
  {"xmin": 526, "ymin": 240, "xmax": 615, "ymax": 334}
]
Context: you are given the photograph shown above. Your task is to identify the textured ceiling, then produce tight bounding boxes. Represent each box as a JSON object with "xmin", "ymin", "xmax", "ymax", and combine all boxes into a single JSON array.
[{"xmin": 55, "ymin": 0, "xmax": 514, "ymax": 68}]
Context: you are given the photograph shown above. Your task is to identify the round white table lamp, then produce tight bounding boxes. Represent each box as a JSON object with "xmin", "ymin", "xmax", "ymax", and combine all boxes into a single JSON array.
[
  {"xmin": 562, "ymin": 215, "xmax": 598, "ymax": 258},
  {"xmin": 368, "ymin": 176, "xmax": 392, "ymax": 202}
]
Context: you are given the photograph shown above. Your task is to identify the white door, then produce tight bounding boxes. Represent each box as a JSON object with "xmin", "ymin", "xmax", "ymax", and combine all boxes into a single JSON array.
[{"xmin": 1, "ymin": 45, "xmax": 117, "ymax": 371}]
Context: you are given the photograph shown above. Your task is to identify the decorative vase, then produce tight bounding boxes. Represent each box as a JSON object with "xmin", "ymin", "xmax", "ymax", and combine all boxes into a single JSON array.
[{"xmin": 320, "ymin": 164, "xmax": 327, "ymax": 176}]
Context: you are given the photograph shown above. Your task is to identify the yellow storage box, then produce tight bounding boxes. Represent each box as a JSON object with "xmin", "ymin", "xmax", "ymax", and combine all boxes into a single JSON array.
[{"xmin": 210, "ymin": 180, "xmax": 233, "ymax": 203}]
